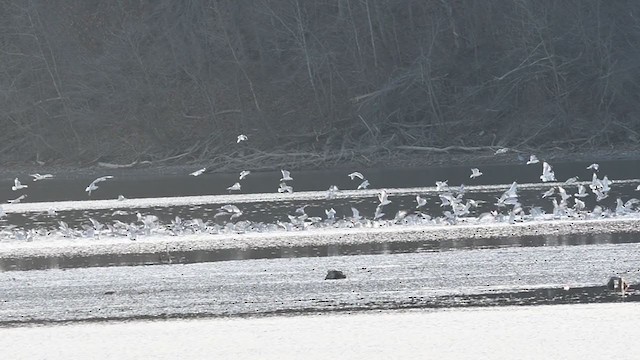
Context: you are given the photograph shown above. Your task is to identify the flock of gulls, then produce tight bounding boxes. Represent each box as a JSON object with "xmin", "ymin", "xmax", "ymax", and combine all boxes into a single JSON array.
[{"xmin": 2, "ymin": 142, "xmax": 640, "ymax": 242}]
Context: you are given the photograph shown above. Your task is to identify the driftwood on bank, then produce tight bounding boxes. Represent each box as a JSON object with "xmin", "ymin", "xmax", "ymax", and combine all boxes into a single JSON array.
[
  {"xmin": 97, "ymin": 160, "xmax": 151, "ymax": 169},
  {"xmin": 396, "ymin": 145, "xmax": 495, "ymax": 153}
]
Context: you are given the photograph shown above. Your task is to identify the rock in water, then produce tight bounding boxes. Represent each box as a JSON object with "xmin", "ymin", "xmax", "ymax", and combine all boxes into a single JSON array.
[{"xmin": 325, "ymin": 270, "xmax": 347, "ymax": 280}]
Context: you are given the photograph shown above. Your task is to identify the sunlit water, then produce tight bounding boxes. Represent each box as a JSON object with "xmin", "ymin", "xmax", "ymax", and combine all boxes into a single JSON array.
[{"xmin": 2, "ymin": 303, "xmax": 639, "ymax": 360}]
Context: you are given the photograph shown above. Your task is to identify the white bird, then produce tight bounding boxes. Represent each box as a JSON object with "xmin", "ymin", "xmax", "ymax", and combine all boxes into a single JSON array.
[
  {"xmin": 237, "ymin": 134, "xmax": 248, "ymax": 143},
  {"xmin": 636, "ymin": 184, "xmax": 640, "ymax": 191},
  {"xmin": 541, "ymin": 187, "xmax": 555, "ymax": 198},
  {"xmin": 280, "ymin": 169, "xmax": 293, "ymax": 182},
  {"xmin": 350, "ymin": 207, "xmax": 362, "ymax": 221},
  {"xmin": 378, "ymin": 189, "xmax": 391, "ymax": 205},
  {"xmin": 227, "ymin": 182, "xmax": 242, "ymax": 192},
  {"xmin": 8, "ymin": 194, "xmax": 27, "ymax": 204},
  {"xmin": 470, "ymin": 168, "xmax": 483, "ymax": 179},
  {"xmin": 574, "ymin": 185, "xmax": 588, "ymax": 198},
  {"xmin": 563, "ymin": 177, "xmax": 579, "ymax": 185},
  {"xmin": 325, "ymin": 208, "xmax": 336, "ymax": 220},
  {"xmin": 278, "ymin": 182, "xmax": 293, "ymax": 193},
  {"xmin": 435, "ymin": 181, "xmax": 449, "ymax": 192},
  {"xmin": 30, "ymin": 173, "xmax": 53, "ymax": 181},
  {"xmin": 357, "ymin": 179, "xmax": 370, "ymax": 190},
  {"xmin": 494, "ymin": 148, "xmax": 509, "ymax": 155},
  {"xmin": 117, "ymin": 195, "xmax": 127, "ymax": 201},
  {"xmin": 216, "ymin": 204, "xmax": 243, "ymax": 219},
  {"xmin": 348, "ymin": 172, "xmax": 364, "ymax": 180},
  {"xmin": 85, "ymin": 176, "xmax": 114, "ymax": 196},
  {"xmin": 416, "ymin": 195, "xmax": 427, "ymax": 209},
  {"xmin": 373, "ymin": 204, "xmax": 385, "ymax": 219},
  {"xmin": 189, "ymin": 168, "xmax": 206, "ymax": 176},
  {"xmin": 540, "ymin": 162, "xmax": 556, "ymax": 182},
  {"xmin": 326, "ymin": 185, "xmax": 339, "ymax": 199},
  {"xmin": 12, "ymin": 178, "xmax": 28, "ymax": 191},
  {"xmin": 557, "ymin": 186, "xmax": 571, "ymax": 201},
  {"xmin": 239, "ymin": 170, "xmax": 251, "ymax": 180},
  {"xmin": 526, "ymin": 155, "xmax": 540, "ymax": 165},
  {"xmin": 586, "ymin": 163, "xmax": 599, "ymax": 171}
]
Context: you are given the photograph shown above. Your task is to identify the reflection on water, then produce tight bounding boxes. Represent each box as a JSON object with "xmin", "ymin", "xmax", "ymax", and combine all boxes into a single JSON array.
[{"xmin": 1, "ymin": 231, "xmax": 638, "ymax": 271}]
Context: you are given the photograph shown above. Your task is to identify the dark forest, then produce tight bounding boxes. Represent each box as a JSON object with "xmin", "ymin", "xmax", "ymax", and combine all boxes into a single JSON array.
[{"xmin": 1, "ymin": 0, "xmax": 639, "ymax": 169}]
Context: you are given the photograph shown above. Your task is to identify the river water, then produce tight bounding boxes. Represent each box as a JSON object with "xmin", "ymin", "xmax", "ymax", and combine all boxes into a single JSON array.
[{"xmin": 1, "ymin": 159, "xmax": 640, "ymax": 356}]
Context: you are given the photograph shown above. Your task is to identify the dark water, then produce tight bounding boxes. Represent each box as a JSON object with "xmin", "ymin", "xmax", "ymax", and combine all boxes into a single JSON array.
[
  {"xmin": 1, "ymin": 231, "xmax": 638, "ymax": 272},
  {"xmin": 3, "ymin": 159, "xmax": 640, "ymax": 202}
]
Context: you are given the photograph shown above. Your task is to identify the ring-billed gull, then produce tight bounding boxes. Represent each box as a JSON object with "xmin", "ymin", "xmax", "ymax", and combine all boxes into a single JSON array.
[
  {"xmin": 357, "ymin": 179, "xmax": 369, "ymax": 189},
  {"xmin": 435, "ymin": 180, "xmax": 449, "ymax": 192},
  {"xmin": 325, "ymin": 208, "xmax": 336, "ymax": 220},
  {"xmin": 374, "ymin": 204, "xmax": 385, "ymax": 219},
  {"xmin": 280, "ymin": 169, "xmax": 293, "ymax": 182},
  {"xmin": 30, "ymin": 173, "xmax": 53, "ymax": 181},
  {"xmin": 378, "ymin": 189, "xmax": 391, "ymax": 205},
  {"xmin": 586, "ymin": 163, "xmax": 599, "ymax": 171},
  {"xmin": 470, "ymin": 168, "xmax": 483, "ymax": 179},
  {"xmin": 227, "ymin": 182, "xmax": 241, "ymax": 192},
  {"xmin": 216, "ymin": 204, "xmax": 243, "ymax": 219},
  {"xmin": 350, "ymin": 207, "xmax": 362, "ymax": 221},
  {"xmin": 8, "ymin": 194, "xmax": 27, "ymax": 204},
  {"xmin": 12, "ymin": 178, "xmax": 28, "ymax": 191},
  {"xmin": 278, "ymin": 182, "xmax": 293, "ymax": 193},
  {"xmin": 415, "ymin": 195, "xmax": 427, "ymax": 209},
  {"xmin": 574, "ymin": 185, "xmax": 588, "ymax": 198},
  {"xmin": 237, "ymin": 134, "xmax": 248, "ymax": 143},
  {"xmin": 189, "ymin": 168, "xmax": 206, "ymax": 176},
  {"xmin": 494, "ymin": 148, "xmax": 509, "ymax": 155},
  {"xmin": 326, "ymin": 185, "xmax": 339, "ymax": 199},
  {"xmin": 85, "ymin": 175, "xmax": 114, "ymax": 196},
  {"xmin": 540, "ymin": 162, "xmax": 556, "ymax": 182},
  {"xmin": 348, "ymin": 172, "xmax": 364, "ymax": 180},
  {"xmin": 239, "ymin": 170, "xmax": 251, "ymax": 180},
  {"xmin": 526, "ymin": 155, "xmax": 540, "ymax": 165}
]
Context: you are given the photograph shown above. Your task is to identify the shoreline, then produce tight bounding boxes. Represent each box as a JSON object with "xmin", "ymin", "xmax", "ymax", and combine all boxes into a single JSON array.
[{"xmin": 1, "ymin": 146, "xmax": 639, "ymax": 180}]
